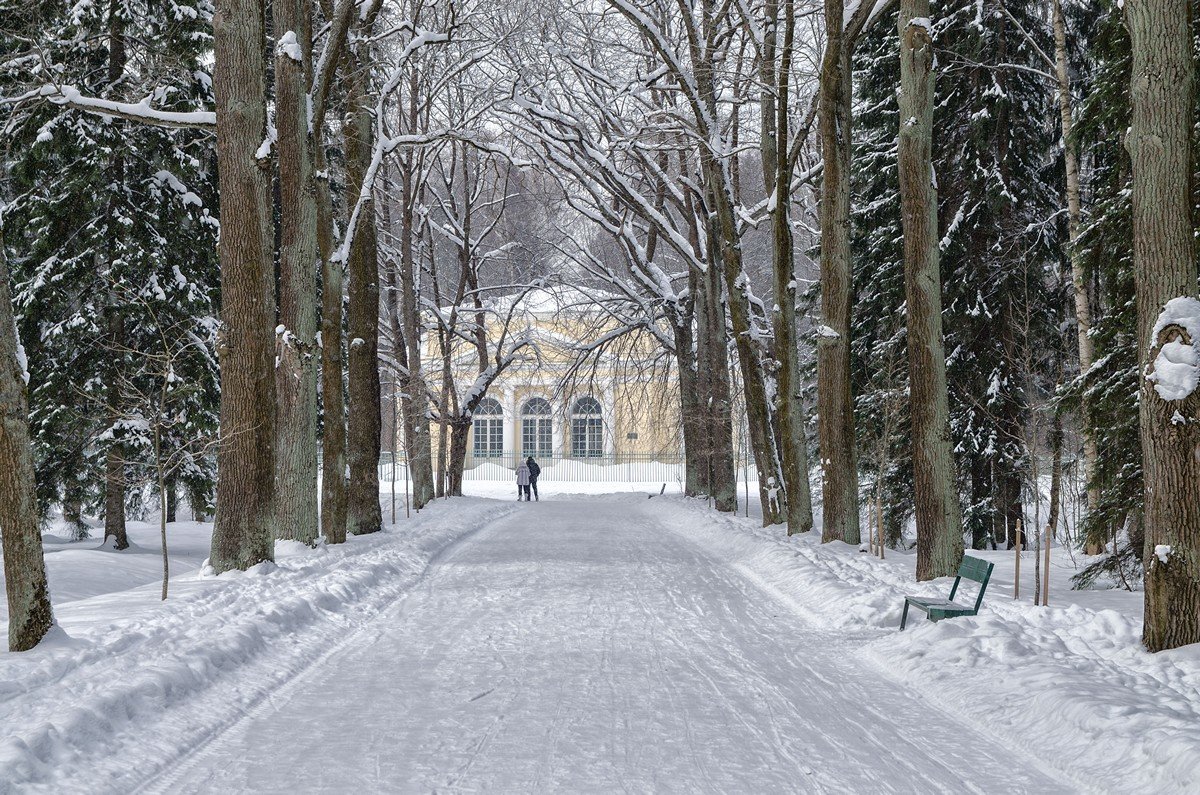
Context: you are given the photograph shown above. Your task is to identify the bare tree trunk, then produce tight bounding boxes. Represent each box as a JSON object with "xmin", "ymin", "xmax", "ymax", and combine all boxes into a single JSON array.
[
  {"xmin": 209, "ymin": 0, "xmax": 277, "ymax": 572},
  {"xmin": 273, "ymin": 0, "xmax": 319, "ymax": 544},
  {"xmin": 165, "ymin": 475, "xmax": 177, "ymax": 523},
  {"xmin": 763, "ymin": 0, "xmax": 816, "ymax": 536},
  {"xmin": 0, "ymin": 220, "xmax": 55, "ymax": 651},
  {"xmin": 1052, "ymin": 0, "xmax": 1101, "ymax": 554},
  {"xmin": 103, "ymin": 2, "xmax": 128, "ymax": 551},
  {"xmin": 674, "ymin": 305, "xmax": 705, "ymax": 498},
  {"xmin": 816, "ymin": 0, "xmax": 860, "ymax": 544},
  {"xmin": 344, "ymin": 33, "xmax": 383, "ymax": 536},
  {"xmin": 898, "ymin": 1, "xmax": 963, "ymax": 580},
  {"xmin": 317, "ymin": 147, "xmax": 347, "ymax": 544},
  {"xmin": 398, "ymin": 163, "xmax": 435, "ymax": 509},
  {"xmin": 103, "ymin": 437, "xmax": 127, "ymax": 548},
  {"xmin": 1126, "ymin": 0, "xmax": 1200, "ymax": 652},
  {"xmin": 446, "ymin": 421, "xmax": 470, "ymax": 497},
  {"xmin": 1047, "ymin": 411, "xmax": 1064, "ymax": 542},
  {"xmin": 699, "ymin": 216, "xmax": 748, "ymax": 516},
  {"xmin": 686, "ymin": 189, "xmax": 736, "ymax": 511}
]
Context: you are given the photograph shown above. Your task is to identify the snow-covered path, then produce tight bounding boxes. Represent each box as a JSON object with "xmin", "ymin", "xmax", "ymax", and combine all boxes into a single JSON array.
[{"xmin": 149, "ymin": 497, "xmax": 1069, "ymax": 793}]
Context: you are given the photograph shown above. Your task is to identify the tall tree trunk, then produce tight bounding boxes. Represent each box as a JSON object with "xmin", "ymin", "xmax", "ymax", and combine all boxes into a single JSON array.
[
  {"xmin": 675, "ymin": 308, "xmax": 706, "ymax": 498},
  {"xmin": 763, "ymin": 0, "xmax": 816, "ymax": 536},
  {"xmin": 702, "ymin": 262, "xmax": 738, "ymax": 513},
  {"xmin": 1052, "ymin": 0, "xmax": 1101, "ymax": 554},
  {"xmin": 398, "ymin": 161, "xmax": 435, "ymax": 509},
  {"xmin": 816, "ymin": 0, "xmax": 860, "ymax": 543},
  {"xmin": 898, "ymin": 1, "xmax": 963, "ymax": 580},
  {"xmin": 344, "ymin": 34, "xmax": 383, "ymax": 536},
  {"xmin": 209, "ymin": 0, "xmax": 277, "ymax": 572},
  {"xmin": 102, "ymin": 0, "xmax": 128, "ymax": 551},
  {"xmin": 273, "ymin": 0, "xmax": 319, "ymax": 544},
  {"xmin": 0, "ymin": 219, "xmax": 55, "ymax": 652},
  {"xmin": 317, "ymin": 144, "xmax": 347, "ymax": 544},
  {"xmin": 1126, "ymin": 0, "xmax": 1200, "ymax": 652}
]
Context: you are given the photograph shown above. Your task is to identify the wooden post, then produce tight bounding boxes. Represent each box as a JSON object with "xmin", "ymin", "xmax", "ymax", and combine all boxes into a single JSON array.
[{"xmin": 1013, "ymin": 519, "xmax": 1022, "ymax": 599}]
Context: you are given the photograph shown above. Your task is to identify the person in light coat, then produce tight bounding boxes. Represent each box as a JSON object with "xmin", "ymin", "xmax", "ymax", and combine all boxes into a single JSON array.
[{"xmin": 516, "ymin": 460, "xmax": 531, "ymax": 501}]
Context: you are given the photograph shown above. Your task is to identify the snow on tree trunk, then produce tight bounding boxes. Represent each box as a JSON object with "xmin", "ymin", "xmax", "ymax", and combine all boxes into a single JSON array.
[
  {"xmin": 1126, "ymin": 0, "xmax": 1200, "ymax": 652},
  {"xmin": 273, "ymin": 0, "xmax": 319, "ymax": 545},
  {"xmin": 209, "ymin": 0, "xmax": 277, "ymax": 572},
  {"xmin": 0, "ymin": 222, "xmax": 55, "ymax": 651},
  {"xmin": 897, "ymin": 1, "xmax": 964, "ymax": 580},
  {"xmin": 817, "ymin": 0, "xmax": 860, "ymax": 544},
  {"xmin": 344, "ymin": 32, "xmax": 383, "ymax": 537}
]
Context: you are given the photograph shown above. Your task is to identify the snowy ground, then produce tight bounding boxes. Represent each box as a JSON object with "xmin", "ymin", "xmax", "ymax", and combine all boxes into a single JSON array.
[{"xmin": 1, "ymin": 488, "xmax": 1196, "ymax": 792}]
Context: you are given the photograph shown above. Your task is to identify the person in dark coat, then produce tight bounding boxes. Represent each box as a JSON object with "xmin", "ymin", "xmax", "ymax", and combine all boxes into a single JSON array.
[{"xmin": 526, "ymin": 456, "xmax": 541, "ymax": 501}]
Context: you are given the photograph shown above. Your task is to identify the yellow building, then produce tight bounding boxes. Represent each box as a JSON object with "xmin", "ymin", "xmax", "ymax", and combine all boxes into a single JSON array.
[{"xmin": 421, "ymin": 287, "xmax": 683, "ymax": 478}]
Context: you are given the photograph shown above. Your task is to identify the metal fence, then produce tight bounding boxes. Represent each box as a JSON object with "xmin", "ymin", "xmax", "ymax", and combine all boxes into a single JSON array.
[{"xmin": 378, "ymin": 451, "xmax": 688, "ymax": 484}]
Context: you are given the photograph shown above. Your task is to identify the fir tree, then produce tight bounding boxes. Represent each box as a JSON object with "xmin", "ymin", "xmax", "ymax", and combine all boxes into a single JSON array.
[{"xmin": 2, "ymin": 0, "xmax": 219, "ymax": 531}]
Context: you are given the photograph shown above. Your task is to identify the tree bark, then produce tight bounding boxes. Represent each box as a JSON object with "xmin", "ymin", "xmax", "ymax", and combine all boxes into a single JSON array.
[
  {"xmin": 1052, "ymin": 0, "xmax": 1101, "ymax": 555},
  {"xmin": 445, "ymin": 420, "xmax": 470, "ymax": 497},
  {"xmin": 0, "ymin": 220, "xmax": 55, "ymax": 652},
  {"xmin": 816, "ymin": 0, "xmax": 860, "ymax": 544},
  {"xmin": 317, "ymin": 143, "xmax": 347, "ymax": 544},
  {"xmin": 273, "ymin": 0, "xmax": 319, "ymax": 544},
  {"xmin": 763, "ymin": 0, "xmax": 816, "ymax": 536},
  {"xmin": 1125, "ymin": 0, "xmax": 1200, "ymax": 652},
  {"xmin": 397, "ymin": 158, "xmax": 435, "ymax": 509},
  {"xmin": 209, "ymin": 0, "xmax": 277, "ymax": 572},
  {"xmin": 898, "ymin": 1, "xmax": 964, "ymax": 580},
  {"xmin": 102, "ymin": 0, "xmax": 128, "ymax": 551},
  {"xmin": 344, "ymin": 32, "xmax": 383, "ymax": 536}
]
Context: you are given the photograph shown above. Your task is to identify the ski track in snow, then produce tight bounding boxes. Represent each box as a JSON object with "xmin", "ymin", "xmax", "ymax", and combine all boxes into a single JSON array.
[{"xmin": 138, "ymin": 496, "xmax": 1069, "ymax": 794}]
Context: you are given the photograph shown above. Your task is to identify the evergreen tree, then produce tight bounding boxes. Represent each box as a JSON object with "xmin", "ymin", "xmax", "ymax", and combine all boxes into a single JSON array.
[
  {"xmin": 851, "ymin": 0, "xmax": 1064, "ymax": 550},
  {"xmin": 2, "ymin": 0, "xmax": 219, "ymax": 532}
]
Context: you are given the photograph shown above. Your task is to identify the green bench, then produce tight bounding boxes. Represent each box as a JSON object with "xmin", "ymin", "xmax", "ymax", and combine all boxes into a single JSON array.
[{"xmin": 900, "ymin": 556, "xmax": 994, "ymax": 630}]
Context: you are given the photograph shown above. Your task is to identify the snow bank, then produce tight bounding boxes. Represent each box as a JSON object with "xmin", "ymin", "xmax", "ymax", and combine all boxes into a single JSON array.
[
  {"xmin": 0, "ymin": 499, "xmax": 517, "ymax": 792},
  {"xmin": 648, "ymin": 497, "xmax": 1200, "ymax": 794}
]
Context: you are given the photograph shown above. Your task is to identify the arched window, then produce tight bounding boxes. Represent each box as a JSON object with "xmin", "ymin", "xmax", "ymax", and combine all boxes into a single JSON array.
[
  {"xmin": 521, "ymin": 397, "xmax": 553, "ymax": 458},
  {"xmin": 472, "ymin": 397, "xmax": 504, "ymax": 459},
  {"xmin": 570, "ymin": 396, "xmax": 604, "ymax": 458}
]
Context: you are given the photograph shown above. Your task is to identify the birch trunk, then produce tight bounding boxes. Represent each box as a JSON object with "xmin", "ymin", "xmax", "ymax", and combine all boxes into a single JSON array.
[
  {"xmin": 897, "ymin": 1, "xmax": 963, "ymax": 580},
  {"xmin": 344, "ymin": 58, "xmax": 383, "ymax": 536},
  {"xmin": 209, "ymin": 0, "xmax": 277, "ymax": 572},
  {"xmin": 1052, "ymin": 0, "xmax": 1101, "ymax": 554},
  {"xmin": 816, "ymin": 0, "xmax": 860, "ymax": 543},
  {"xmin": 273, "ymin": 0, "xmax": 319, "ymax": 544},
  {"xmin": 1125, "ymin": 0, "xmax": 1200, "ymax": 652},
  {"xmin": 0, "ymin": 221, "xmax": 55, "ymax": 651}
]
